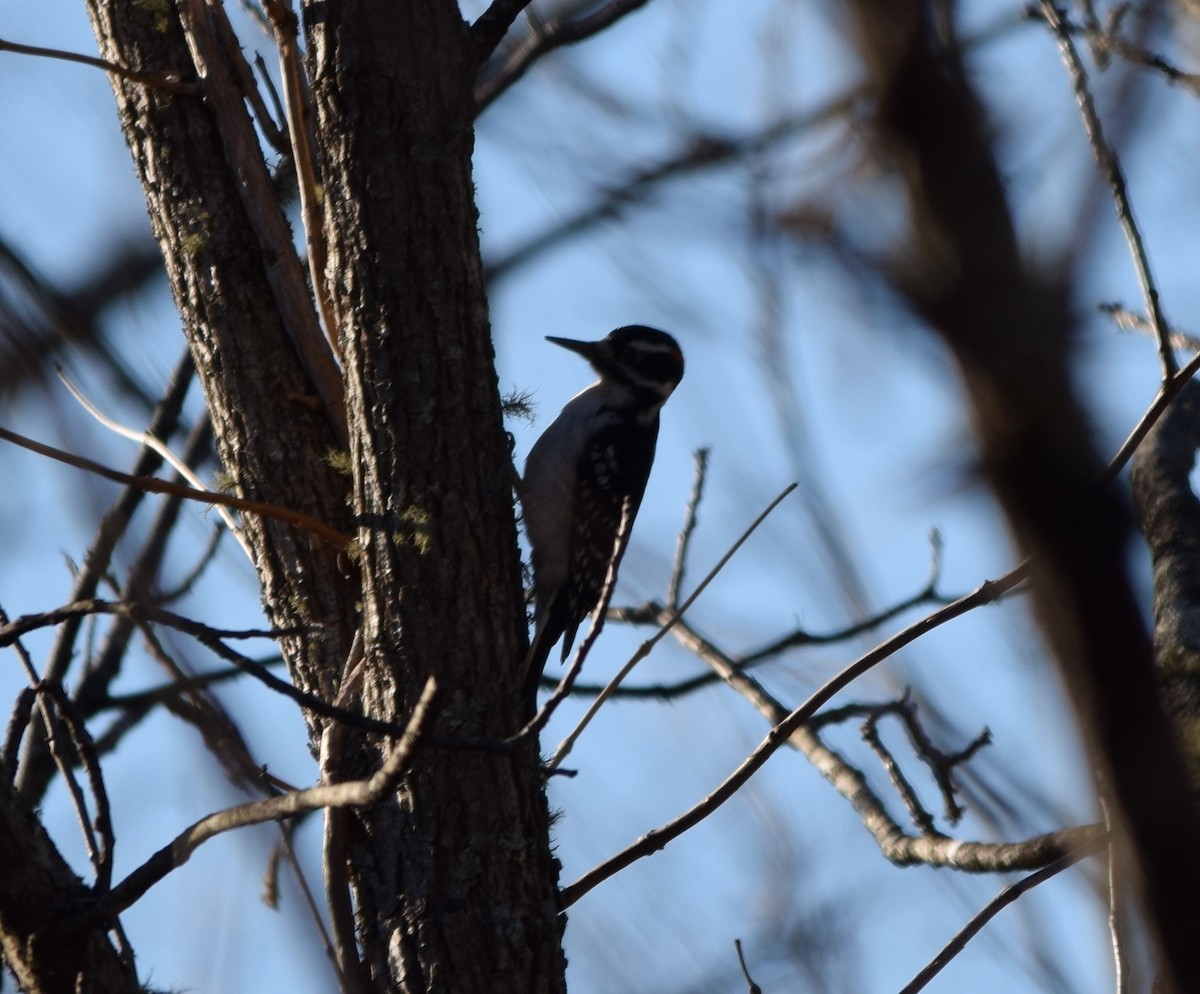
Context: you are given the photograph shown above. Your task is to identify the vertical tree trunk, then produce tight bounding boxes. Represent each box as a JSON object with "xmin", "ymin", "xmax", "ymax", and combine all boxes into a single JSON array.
[
  {"xmin": 76, "ymin": 1, "xmax": 567, "ymax": 990},
  {"xmin": 305, "ymin": 2, "xmax": 567, "ymax": 990}
]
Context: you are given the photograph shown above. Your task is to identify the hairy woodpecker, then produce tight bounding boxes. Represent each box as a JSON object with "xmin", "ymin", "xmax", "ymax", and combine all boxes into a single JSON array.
[{"xmin": 521, "ymin": 325, "xmax": 685, "ymax": 700}]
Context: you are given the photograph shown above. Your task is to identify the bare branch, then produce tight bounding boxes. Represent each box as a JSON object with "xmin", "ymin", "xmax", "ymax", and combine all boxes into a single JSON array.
[
  {"xmin": 74, "ymin": 676, "xmax": 438, "ymax": 925},
  {"xmin": 1, "ymin": 604, "xmax": 116, "ymax": 890},
  {"xmin": 667, "ymin": 448, "xmax": 708, "ymax": 611},
  {"xmin": 861, "ymin": 709, "xmax": 939, "ymax": 836},
  {"xmin": 518, "ymin": 498, "xmax": 635, "ymax": 741},
  {"xmin": 897, "ymin": 841, "xmax": 1105, "ymax": 994},
  {"xmin": 548, "ymin": 482, "xmax": 796, "ymax": 769},
  {"xmin": 38, "ymin": 352, "xmax": 193, "ymax": 694},
  {"xmin": 56, "ymin": 365, "xmax": 247, "ymax": 555},
  {"xmin": 734, "ymin": 939, "xmax": 763, "ymax": 994},
  {"xmin": 560, "ymin": 564, "xmax": 1034, "ymax": 907},
  {"xmin": 0, "ymin": 34, "xmax": 196, "ymax": 94},
  {"xmin": 1105, "ymin": 346, "xmax": 1200, "ymax": 477},
  {"xmin": 259, "ymin": 0, "xmax": 342, "ymax": 364},
  {"xmin": 1102, "ymin": 301, "xmax": 1200, "ymax": 353},
  {"xmin": 1036, "ymin": 0, "xmax": 1176, "ymax": 379},
  {"xmin": 0, "ymin": 421, "xmax": 351, "ymax": 548},
  {"xmin": 590, "ymin": 533, "xmax": 967, "ymax": 701}
]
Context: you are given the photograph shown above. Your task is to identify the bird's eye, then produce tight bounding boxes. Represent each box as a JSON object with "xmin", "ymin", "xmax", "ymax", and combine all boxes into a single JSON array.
[{"xmin": 632, "ymin": 352, "xmax": 684, "ymax": 383}]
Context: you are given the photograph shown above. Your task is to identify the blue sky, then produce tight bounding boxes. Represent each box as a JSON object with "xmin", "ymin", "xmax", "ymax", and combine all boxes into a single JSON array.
[{"xmin": 4, "ymin": 1, "xmax": 1200, "ymax": 991}]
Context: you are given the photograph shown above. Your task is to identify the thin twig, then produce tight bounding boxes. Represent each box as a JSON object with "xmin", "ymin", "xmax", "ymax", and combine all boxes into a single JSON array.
[
  {"xmin": 740, "ymin": 527, "xmax": 949, "ymax": 664},
  {"xmin": 56, "ymin": 366, "xmax": 247, "ymax": 555},
  {"xmin": 861, "ymin": 711, "xmax": 938, "ymax": 837},
  {"xmin": 2, "ymin": 599, "xmax": 425, "ymax": 742},
  {"xmin": 667, "ymin": 448, "xmax": 709, "ymax": 610},
  {"xmin": 98, "ymin": 658, "xmax": 285, "ymax": 711},
  {"xmin": 260, "ymin": 0, "xmax": 341, "ymax": 363},
  {"xmin": 0, "ymin": 35, "xmax": 196, "ymax": 94},
  {"xmin": 592, "ymin": 542, "xmax": 950, "ymax": 700},
  {"xmin": 205, "ymin": 5, "xmax": 289, "ymax": 156},
  {"xmin": 1105, "ymin": 348, "xmax": 1200, "ymax": 477},
  {"xmin": 560, "ymin": 564, "xmax": 1027, "ymax": 907},
  {"xmin": 549, "ymin": 482, "xmax": 797, "ymax": 771},
  {"xmin": 40, "ymin": 682, "xmax": 115, "ymax": 891},
  {"xmin": 39, "ymin": 350, "xmax": 194, "ymax": 696},
  {"xmin": 273, "ymin": 825, "xmax": 342, "ymax": 985},
  {"xmin": 155, "ymin": 525, "xmax": 227, "ymax": 603},
  {"xmin": 1101, "ymin": 301, "xmax": 1200, "ymax": 353},
  {"xmin": 72, "ymin": 677, "xmax": 438, "ymax": 926},
  {"xmin": 734, "ymin": 939, "xmax": 763, "ymax": 994},
  {"xmin": 0, "ymin": 422, "xmax": 351, "ymax": 548},
  {"xmin": 896, "ymin": 841, "xmax": 1105, "ymax": 993},
  {"xmin": 1038, "ymin": 0, "xmax": 1176, "ymax": 379},
  {"xmin": 517, "ymin": 499, "xmax": 635, "ymax": 742},
  {"xmin": 0, "ymin": 606, "xmax": 115, "ymax": 890},
  {"xmin": 253, "ymin": 53, "xmax": 288, "ymax": 144}
]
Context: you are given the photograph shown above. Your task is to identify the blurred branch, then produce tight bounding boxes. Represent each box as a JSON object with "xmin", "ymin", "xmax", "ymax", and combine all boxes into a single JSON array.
[
  {"xmin": 1, "ymin": 605, "xmax": 114, "ymax": 891},
  {"xmin": 849, "ymin": 1, "xmax": 1200, "ymax": 987},
  {"xmin": 472, "ymin": 0, "xmax": 536, "ymax": 62},
  {"xmin": 97, "ymin": 657, "xmax": 285, "ymax": 713},
  {"xmin": 0, "ymin": 235, "xmax": 163, "ymax": 403},
  {"xmin": 476, "ymin": 0, "xmax": 653, "ymax": 112},
  {"xmin": 73, "ymin": 676, "xmax": 438, "ymax": 925},
  {"xmin": 1, "ymin": 599, "xmax": 412, "ymax": 739},
  {"xmin": 18, "ymin": 352, "xmax": 194, "ymax": 803},
  {"xmin": 484, "ymin": 108, "xmax": 861, "ymax": 284},
  {"xmin": 1102, "ymin": 301, "xmax": 1200, "ymax": 353}
]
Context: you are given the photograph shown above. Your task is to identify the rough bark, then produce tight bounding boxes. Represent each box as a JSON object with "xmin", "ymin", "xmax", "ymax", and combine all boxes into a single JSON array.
[
  {"xmin": 1132, "ymin": 380, "xmax": 1200, "ymax": 782},
  {"xmin": 82, "ymin": 0, "xmax": 357, "ymax": 702},
  {"xmin": 0, "ymin": 774, "xmax": 141, "ymax": 994},
  {"xmin": 304, "ymin": 3, "xmax": 567, "ymax": 990}
]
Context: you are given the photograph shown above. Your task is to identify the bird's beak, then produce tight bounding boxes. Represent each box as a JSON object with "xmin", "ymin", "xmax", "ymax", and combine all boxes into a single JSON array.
[{"xmin": 546, "ymin": 336, "xmax": 610, "ymax": 362}]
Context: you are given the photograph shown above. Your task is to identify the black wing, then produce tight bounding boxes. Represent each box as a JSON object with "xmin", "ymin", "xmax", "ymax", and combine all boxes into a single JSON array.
[{"xmin": 560, "ymin": 416, "xmax": 659, "ymax": 657}]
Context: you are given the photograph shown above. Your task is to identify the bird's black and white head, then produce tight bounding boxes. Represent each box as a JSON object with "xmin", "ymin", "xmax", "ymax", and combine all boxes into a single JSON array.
[{"xmin": 546, "ymin": 325, "xmax": 684, "ymax": 412}]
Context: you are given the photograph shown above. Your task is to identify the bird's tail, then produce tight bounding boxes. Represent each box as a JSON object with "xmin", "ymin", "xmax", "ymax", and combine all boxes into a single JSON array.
[{"xmin": 520, "ymin": 596, "xmax": 566, "ymax": 717}]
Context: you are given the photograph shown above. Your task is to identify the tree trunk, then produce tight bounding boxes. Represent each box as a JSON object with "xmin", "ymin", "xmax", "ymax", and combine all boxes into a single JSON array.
[
  {"xmin": 20, "ymin": 1, "xmax": 572, "ymax": 992},
  {"xmin": 305, "ymin": 2, "xmax": 567, "ymax": 990}
]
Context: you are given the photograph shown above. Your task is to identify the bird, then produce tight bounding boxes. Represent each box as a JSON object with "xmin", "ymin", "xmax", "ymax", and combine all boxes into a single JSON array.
[{"xmin": 520, "ymin": 325, "xmax": 685, "ymax": 704}]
